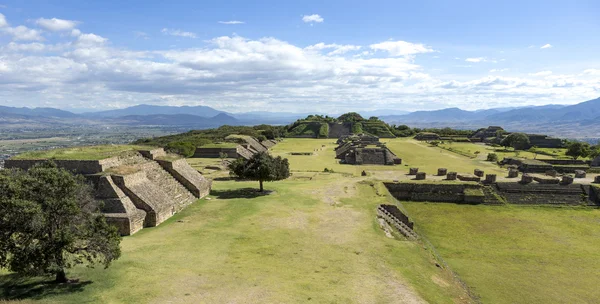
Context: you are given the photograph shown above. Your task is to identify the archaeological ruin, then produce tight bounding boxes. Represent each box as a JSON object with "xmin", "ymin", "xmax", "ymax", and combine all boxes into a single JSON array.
[
  {"xmin": 335, "ymin": 134, "xmax": 402, "ymax": 165},
  {"xmin": 5, "ymin": 148, "xmax": 211, "ymax": 236},
  {"xmin": 193, "ymin": 135, "xmax": 277, "ymax": 160}
]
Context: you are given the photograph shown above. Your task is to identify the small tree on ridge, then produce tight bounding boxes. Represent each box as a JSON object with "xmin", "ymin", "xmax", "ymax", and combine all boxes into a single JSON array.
[{"xmin": 228, "ymin": 152, "xmax": 290, "ymax": 192}]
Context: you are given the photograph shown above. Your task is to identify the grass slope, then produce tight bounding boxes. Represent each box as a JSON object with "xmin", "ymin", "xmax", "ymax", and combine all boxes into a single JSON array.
[
  {"xmin": 11, "ymin": 145, "xmax": 155, "ymax": 160},
  {"xmin": 0, "ymin": 176, "xmax": 469, "ymax": 303},
  {"xmin": 403, "ymin": 203, "xmax": 600, "ymax": 304}
]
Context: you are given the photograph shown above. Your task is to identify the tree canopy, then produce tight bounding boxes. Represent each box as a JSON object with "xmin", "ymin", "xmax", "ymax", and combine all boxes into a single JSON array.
[
  {"xmin": 228, "ymin": 152, "xmax": 290, "ymax": 192},
  {"xmin": 0, "ymin": 163, "xmax": 121, "ymax": 283},
  {"xmin": 337, "ymin": 112, "xmax": 365, "ymax": 123},
  {"xmin": 566, "ymin": 142, "xmax": 591, "ymax": 160},
  {"xmin": 501, "ymin": 133, "xmax": 531, "ymax": 150}
]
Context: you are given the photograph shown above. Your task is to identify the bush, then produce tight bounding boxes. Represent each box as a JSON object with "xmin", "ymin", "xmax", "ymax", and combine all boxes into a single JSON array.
[
  {"xmin": 318, "ymin": 123, "xmax": 329, "ymax": 138},
  {"xmin": 256, "ymin": 135, "xmax": 267, "ymax": 142},
  {"xmin": 165, "ymin": 141, "xmax": 196, "ymax": 157},
  {"xmin": 487, "ymin": 153, "xmax": 499, "ymax": 162}
]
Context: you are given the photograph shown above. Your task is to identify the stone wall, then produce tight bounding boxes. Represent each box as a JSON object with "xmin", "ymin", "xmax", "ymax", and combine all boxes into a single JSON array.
[
  {"xmin": 591, "ymin": 156, "xmax": 600, "ymax": 167},
  {"xmin": 328, "ymin": 122, "xmax": 352, "ymax": 138},
  {"xmin": 541, "ymin": 159, "xmax": 589, "ymax": 166},
  {"xmin": 384, "ymin": 182, "xmax": 483, "ymax": 204},
  {"xmin": 193, "ymin": 147, "xmax": 239, "ymax": 158},
  {"xmin": 5, "ymin": 159, "xmax": 105, "ymax": 174},
  {"xmin": 494, "ymin": 182, "xmax": 590, "ymax": 205},
  {"xmin": 156, "ymin": 159, "xmax": 211, "ymax": 198},
  {"xmin": 95, "ymin": 175, "xmax": 146, "ymax": 236}
]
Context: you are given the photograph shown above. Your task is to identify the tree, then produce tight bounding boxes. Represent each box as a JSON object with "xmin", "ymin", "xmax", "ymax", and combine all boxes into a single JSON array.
[
  {"xmin": 501, "ymin": 133, "xmax": 530, "ymax": 150},
  {"xmin": 0, "ymin": 163, "xmax": 121, "ymax": 283},
  {"xmin": 256, "ymin": 135, "xmax": 267, "ymax": 142},
  {"xmin": 337, "ymin": 112, "xmax": 365, "ymax": 123},
  {"xmin": 486, "ymin": 153, "xmax": 498, "ymax": 162},
  {"xmin": 566, "ymin": 142, "xmax": 591, "ymax": 160},
  {"xmin": 228, "ymin": 152, "xmax": 290, "ymax": 192}
]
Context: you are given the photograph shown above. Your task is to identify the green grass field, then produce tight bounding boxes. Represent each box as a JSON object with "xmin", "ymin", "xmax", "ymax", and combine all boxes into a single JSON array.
[
  {"xmin": 437, "ymin": 142, "xmax": 570, "ymax": 161},
  {"xmin": 2, "ymin": 137, "xmax": 598, "ymax": 303},
  {"xmin": 11, "ymin": 145, "xmax": 156, "ymax": 160},
  {"xmin": 403, "ymin": 203, "xmax": 600, "ymax": 304}
]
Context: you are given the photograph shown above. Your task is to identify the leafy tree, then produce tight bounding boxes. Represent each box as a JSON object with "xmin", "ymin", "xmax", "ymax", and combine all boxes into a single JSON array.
[
  {"xmin": 228, "ymin": 152, "xmax": 290, "ymax": 192},
  {"xmin": 256, "ymin": 135, "xmax": 267, "ymax": 142},
  {"xmin": 486, "ymin": 153, "xmax": 498, "ymax": 162},
  {"xmin": 589, "ymin": 145, "xmax": 600, "ymax": 159},
  {"xmin": 566, "ymin": 142, "xmax": 591, "ymax": 160},
  {"xmin": 500, "ymin": 133, "xmax": 530, "ymax": 150},
  {"xmin": 0, "ymin": 163, "xmax": 121, "ymax": 283},
  {"xmin": 165, "ymin": 141, "xmax": 196, "ymax": 157},
  {"xmin": 337, "ymin": 112, "xmax": 365, "ymax": 123}
]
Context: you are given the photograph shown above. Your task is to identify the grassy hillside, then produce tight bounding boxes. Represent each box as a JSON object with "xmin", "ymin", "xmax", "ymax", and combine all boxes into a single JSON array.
[
  {"xmin": 403, "ymin": 203, "xmax": 600, "ymax": 304},
  {"xmin": 11, "ymin": 145, "xmax": 155, "ymax": 160}
]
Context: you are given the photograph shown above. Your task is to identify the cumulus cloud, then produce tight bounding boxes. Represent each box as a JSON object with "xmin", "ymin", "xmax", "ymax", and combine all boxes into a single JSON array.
[
  {"xmin": 302, "ymin": 14, "xmax": 323, "ymax": 23},
  {"xmin": 541, "ymin": 44, "xmax": 552, "ymax": 49},
  {"xmin": 0, "ymin": 13, "xmax": 7, "ymax": 27},
  {"xmin": 489, "ymin": 68, "xmax": 508, "ymax": 73},
  {"xmin": 465, "ymin": 57, "xmax": 486, "ymax": 63},
  {"xmin": 369, "ymin": 40, "xmax": 434, "ymax": 57},
  {"xmin": 529, "ymin": 71, "xmax": 553, "ymax": 76},
  {"xmin": 305, "ymin": 43, "xmax": 361, "ymax": 55},
  {"xmin": 35, "ymin": 18, "xmax": 78, "ymax": 31},
  {"xmin": 1, "ymin": 25, "xmax": 44, "ymax": 41},
  {"xmin": 218, "ymin": 20, "xmax": 244, "ymax": 25},
  {"xmin": 161, "ymin": 28, "xmax": 197, "ymax": 38}
]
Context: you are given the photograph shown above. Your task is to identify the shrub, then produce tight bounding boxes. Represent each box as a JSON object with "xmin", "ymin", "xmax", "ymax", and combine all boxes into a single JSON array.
[
  {"xmin": 165, "ymin": 141, "xmax": 196, "ymax": 157},
  {"xmin": 487, "ymin": 153, "xmax": 499, "ymax": 162}
]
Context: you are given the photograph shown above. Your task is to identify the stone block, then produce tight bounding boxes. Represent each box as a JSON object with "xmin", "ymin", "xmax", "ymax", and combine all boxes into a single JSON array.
[
  {"xmin": 574, "ymin": 170, "xmax": 586, "ymax": 178},
  {"xmin": 545, "ymin": 170, "xmax": 558, "ymax": 177},
  {"xmin": 533, "ymin": 176, "xmax": 560, "ymax": 184},
  {"xmin": 409, "ymin": 167, "xmax": 419, "ymax": 175},
  {"xmin": 485, "ymin": 174, "xmax": 497, "ymax": 183},
  {"xmin": 415, "ymin": 172, "xmax": 426, "ymax": 180},
  {"xmin": 508, "ymin": 169, "xmax": 519, "ymax": 178},
  {"xmin": 595, "ymin": 175, "xmax": 600, "ymax": 184},
  {"xmin": 446, "ymin": 172, "xmax": 457, "ymax": 180},
  {"xmin": 437, "ymin": 168, "xmax": 447, "ymax": 176},
  {"xmin": 521, "ymin": 174, "xmax": 533, "ymax": 184},
  {"xmin": 458, "ymin": 174, "xmax": 481, "ymax": 182},
  {"xmin": 561, "ymin": 175, "xmax": 574, "ymax": 185},
  {"xmin": 474, "ymin": 169, "xmax": 484, "ymax": 177}
]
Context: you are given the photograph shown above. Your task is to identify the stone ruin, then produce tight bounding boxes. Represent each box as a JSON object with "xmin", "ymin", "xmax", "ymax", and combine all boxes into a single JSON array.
[
  {"xmin": 508, "ymin": 168, "xmax": 519, "ymax": 178},
  {"xmin": 592, "ymin": 155, "xmax": 600, "ymax": 167},
  {"xmin": 194, "ymin": 135, "xmax": 277, "ymax": 160},
  {"xmin": 595, "ymin": 176, "xmax": 600, "ymax": 184},
  {"xmin": 335, "ymin": 134, "xmax": 401, "ymax": 166},
  {"xmin": 437, "ymin": 168, "xmax": 447, "ymax": 176},
  {"xmin": 474, "ymin": 169, "xmax": 484, "ymax": 177},
  {"xmin": 377, "ymin": 204, "xmax": 417, "ymax": 239},
  {"xmin": 415, "ymin": 172, "xmax": 426, "ymax": 180},
  {"xmin": 409, "ymin": 167, "xmax": 419, "ymax": 175},
  {"xmin": 575, "ymin": 170, "xmax": 586, "ymax": 178},
  {"xmin": 414, "ymin": 132, "xmax": 441, "ymax": 141},
  {"xmin": 562, "ymin": 175, "xmax": 574, "ymax": 185},
  {"xmin": 5, "ymin": 148, "xmax": 211, "ymax": 236},
  {"xmin": 446, "ymin": 172, "xmax": 458, "ymax": 180},
  {"xmin": 485, "ymin": 174, "xmax": 497, "ymax": 183}
]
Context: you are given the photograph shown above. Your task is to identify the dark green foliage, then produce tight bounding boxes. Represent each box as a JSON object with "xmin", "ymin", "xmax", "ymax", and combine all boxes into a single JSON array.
[
  {"xmin": 390, "ymin": 125, "xmax": 416, "ymax": 137},
  {"xmin": 318, "ymin": 123, "xmax": 329, "ymax": 138},
  {"xmin": 590, "ymin": 145, "xmax": 600, "ymax": 159},
  {"xmin": 487, "ymin": 153, "xmax": 498, "ymax": 162},
  {"xmin": 501, "ymin": 133, "xmax": 530, "ymax": 150},
  {"xmin": 337, "ymin": 112, "xmax": 365, "ymax": 123},
  {"xmin": 228, "ymin": 152, "xmax": 290, "ymax": 191},
  {"xmin": 256, "ymin": 135, "xmax": 267, "ymax": 142},
  {"xmin": 165, "ymin": 141, "xmax": 196, "ymax": 157},
  {"xmin": 412, "ymin": 127, "xmax": 474, "ymax": 137},
  {"xmin": 566, "ymin": 142, "xmax": 591, "ymax": 160},
  {"xmin": 0, "ymin": 163, "xmax": 121, "ymax": 282},
  {"xmin": 351, "ymin": 122, "xmax": 363, "ymax": 134}
]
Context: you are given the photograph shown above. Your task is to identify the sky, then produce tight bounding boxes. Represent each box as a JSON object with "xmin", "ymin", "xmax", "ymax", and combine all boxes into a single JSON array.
[{"xmin": 0, "ymin": 0, "xmax": 599, "ymax": 113}]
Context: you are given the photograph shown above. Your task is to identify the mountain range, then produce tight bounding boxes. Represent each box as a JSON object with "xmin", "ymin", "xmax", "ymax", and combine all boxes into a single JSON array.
[{"xmin": 1, "ymin": 97, "xmax": 599, "ymax": 138}]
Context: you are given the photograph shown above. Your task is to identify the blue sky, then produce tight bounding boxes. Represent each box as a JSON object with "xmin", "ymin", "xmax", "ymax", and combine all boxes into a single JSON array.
[{"xmin": 0, "ymin": 0, "xmax": 599, "ymax": 112}]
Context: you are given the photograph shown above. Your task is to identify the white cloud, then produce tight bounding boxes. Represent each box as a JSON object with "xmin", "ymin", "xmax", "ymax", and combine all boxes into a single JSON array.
[
  {"xmin": 218, "ymin": 21, "xmax": 244, "ymax": 25},
  {"xmin": 161, "ymin": 28, "xmax": 197, "ymax": 38},
  {"xmin": 302, "ymin": 14, "xmax": 324, "ymax": 23},
  {"xmin": 133, "ymin": 31, "xmax": 149, "ymax": 39},
  {"xmin": 76, "ymin": 33, "xmax": 107, "ymax": 46},
  {"xmin": 71, "ymin": 29, "xmax": 81, "ymax": 37},
  {"xmin": 529, "ymin": 71, "xmax": 553, "ymax": 76},
  {"xmin": 465, "ymin": 57, "xmax": 486, "ymax": 63},
  {"xmin": 489, "ymin": 68, "xmax": 508, "ymax": 73},
  {"xmin": 0, "ymin": 13, "xmax": 7, "ymax": 27},
  {"xmin": 583, "ymin": 69, "xmax": 600, "ymax": 75},
  {"xmin": 1, "ymin": 25, "xmax": 44, "ymax": 41},
  {"xmin": 35, "ymin": 18, "xmax": 78, "ymax": 31},
  {"xmin": 369, "ymin": 40, "xmax": 434, "ymax": 57},
  {"xmin": 305, "ymin": 43, "xmax": 361, "ymax": 55},
  {"xmin": 541, "ymin": 44, "xmax": 552, "ymax": 49}
]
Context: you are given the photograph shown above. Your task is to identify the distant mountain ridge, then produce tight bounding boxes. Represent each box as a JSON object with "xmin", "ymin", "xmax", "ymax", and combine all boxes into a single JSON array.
[{"xmin": 83, "ymin": 104, "xmax": 225, "ymax": 118}]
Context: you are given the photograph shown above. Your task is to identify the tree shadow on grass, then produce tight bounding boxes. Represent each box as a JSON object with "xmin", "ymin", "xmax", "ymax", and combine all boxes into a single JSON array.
[
  {"xmin": 211, "ymin": 188, "xmax": 274, "ymax": 199},
  {"xmin": 0, "ymin": 273, "xmax": 92, "ymax": 301}
]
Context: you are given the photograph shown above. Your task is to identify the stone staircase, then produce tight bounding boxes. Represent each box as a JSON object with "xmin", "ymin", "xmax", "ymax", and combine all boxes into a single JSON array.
[
  {"xmin": 138, "ymin": 159, "xmax": 196, "ymax": 211},
  {"xmin": 483, "ymin": 185, "xmax": 505, "ymax": 205}
]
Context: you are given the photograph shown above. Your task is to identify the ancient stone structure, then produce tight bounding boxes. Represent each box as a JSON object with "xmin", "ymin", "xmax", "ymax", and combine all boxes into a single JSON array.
[
  {"xmin": 533, "ymin": 176, "xmax": 560, "ymax": 184},
  {"xmin": 437, "ymin": 168, "xmax": 447, "ymax": 176},
  {"xmin": 501, "ymin": 157, "xmax": 554, "ymax": 173},
  {"xmin": 446, "ymin": 172, "xmax": 457, "ymax": 180},
  {"xmin": 377, "ymin": 204, "xmax": 417, "ymax": 239},
  {"xmin": 526, "ymin": 134, "xmax": 563, "ymax": 148},
  {"xmin": 193, "ymin": 136, "xmax": 276, "ymax": 160},
  {"xmin": 335, "ymin": 134, "xmax": 401, "ymax": 166},
  {"xmin": 561, "ymin": 175, "xmax": 574, "ymax": 185},
  {"xmin": 485, "ymin": 174, "xmax": 497, "ymax": 183},
  {"xmin": 384, "ymin": 182, "xmax": 487, "ymax": 204},
  {"xmin": 471, "ymin": 126, "xmax": 505, "ymax": 140},
  {"xmin": 508, "ymin": 169, "xmax": 519, "ymax": 178},
  {"xmin": 595, "ymin": 176, "xmax": 600, "ymax": 184},
  {"xmin": 495, "ymin": 182, "xmax": 594, "ymax": 205},
  {"xmin": 592, "ymin": 156, "xmax": 600, "ymax": 167},
  {"xmin": 458, "ymin": 174, "xmax": 481, "ymax": 182},
  {"xmin": 474, "ymin": 169, "xmax": 484, "ymax": 177},
  {"xmin": 545, "ymin": 170, "xmax": 558, "ymax": 177},
  {"xmin": 5, "ymin": 148, "xmax": 211, "ymax": 236},
  {"xmin": 409, "ymin": 168, "xmax": 419, "ymax": 175},
  {"xmin": 415, "ymin": 172, "xmax": 426, "ymax": 180},
  {"xmin": 575, "ymin": 170, "xmax": 587, "ymax": 178},
  {"xmin": 414, "ymin": 132, "xmax": 441, "ymax": 141},
  {"xmin": 521, "ymin": 174, "xmax": 533, "ymax": 184}
]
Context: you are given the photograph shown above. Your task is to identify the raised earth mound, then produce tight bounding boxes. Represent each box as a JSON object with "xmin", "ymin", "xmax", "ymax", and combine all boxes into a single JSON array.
[{"xmin": 5, "ymin": 147, "xmax": 211, "ymax": 235}]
